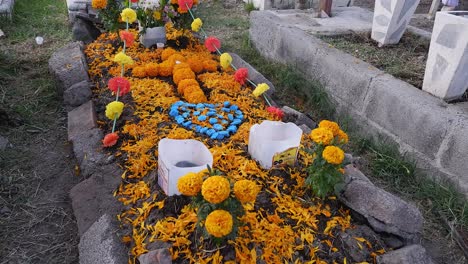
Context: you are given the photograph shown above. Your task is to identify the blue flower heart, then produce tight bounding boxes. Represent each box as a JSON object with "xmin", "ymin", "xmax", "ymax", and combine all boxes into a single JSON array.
[{"xmin": 169, "ymin": 101, "xmax": 244, "ymax": 140}]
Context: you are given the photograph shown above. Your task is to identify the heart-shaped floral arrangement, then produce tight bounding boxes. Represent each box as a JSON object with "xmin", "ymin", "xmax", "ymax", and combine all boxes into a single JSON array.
[{"xmin": 169, "ymin": 101, "xmax": 244, "ymax": 140}]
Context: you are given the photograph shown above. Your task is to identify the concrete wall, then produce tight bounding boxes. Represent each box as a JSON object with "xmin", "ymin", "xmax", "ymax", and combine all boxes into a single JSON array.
[
  {"xmin": 243, "ymin": 0, "xmax": 351, "ymax": 10},
  {"xmin": 249, "ymin": 10, "xmax": 468, "ymax": 196}
]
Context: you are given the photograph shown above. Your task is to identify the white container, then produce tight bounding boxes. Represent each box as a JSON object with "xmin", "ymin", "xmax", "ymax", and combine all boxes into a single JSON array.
[
  {"xmin": 248, "ymin": 120, "xmax": 303, "ymax": 169},
  {"xmin": 139, "ymin": 25, "xmax": 166, "ymax": 48},
  {"xmin": 158, "ymin": 138, "xmax": 213, "ymax": 196},
  {"xmin": 422, "ymin": 11, "xmax": 468, "ymax": 101}
]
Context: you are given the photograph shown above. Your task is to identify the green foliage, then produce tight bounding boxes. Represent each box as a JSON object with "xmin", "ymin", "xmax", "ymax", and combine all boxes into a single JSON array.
[
  {"xmin": 100, "ymin": 0, "xmax": 125, "ymax": 32},
  {"xmin": 244, "ymin": 1, "xmax": 256, "ymax": 13}
]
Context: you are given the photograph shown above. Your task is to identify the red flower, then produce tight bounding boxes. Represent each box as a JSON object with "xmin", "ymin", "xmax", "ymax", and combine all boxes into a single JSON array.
[
  {"xmin": 267, "ymin": 106, "xmax": 284, "ymax": 120},
  {"xmin": 131, "ymin": 0, "xmax": 139, "ymax": 2},
  {"xmin": 103, "ymin": 133, "xmax": 119, "ymax": 147},
  {"xmin": 119, "ymin": 31, "xmax": 135, "ymax": 47},
  {"xmin": 204, "ymin": 36, "xmax": 221, "ymax": 53},
  {"xmin": 178, "ymin": 0, "xmax": 193, "ymax": 11},
  {"xmin": 234, "ymin": 68, "xmax": 248, "ymax": 85},
  {"xmin": 108, "ymin": 77, "xmax": 131, "ymax": 96}
]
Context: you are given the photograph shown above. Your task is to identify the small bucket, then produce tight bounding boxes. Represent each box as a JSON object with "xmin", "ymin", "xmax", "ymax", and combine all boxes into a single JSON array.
[
  {"xmin": 158, "ymin": 138, "xmax": 213, "ymax": 196},
  {"xmin": 248, "ymin": 120, "xmax": 303, "ymax": 169}
]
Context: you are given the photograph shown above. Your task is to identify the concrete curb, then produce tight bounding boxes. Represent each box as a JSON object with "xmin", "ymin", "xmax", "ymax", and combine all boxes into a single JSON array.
[{"xmin": 249, "ymin": 10, "xmax": 468, "ymax": 196}]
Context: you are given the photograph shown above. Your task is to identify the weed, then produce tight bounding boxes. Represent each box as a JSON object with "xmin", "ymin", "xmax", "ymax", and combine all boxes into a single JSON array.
[{"xmin": 244, "ymin": 1, "xmax": 256, "ymax": 13}]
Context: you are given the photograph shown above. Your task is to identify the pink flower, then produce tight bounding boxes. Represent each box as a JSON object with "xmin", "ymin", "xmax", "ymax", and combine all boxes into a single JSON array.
[
  {"xmin": 108, "ymin": 77, "xmax": 131, "ymax": 96},
  {"xmin": 178, "ymin": 0, "xmax": 193, "ymax": 11},
  {"xmin": 119, "ymin": 31, "xmax": 135, "ymax": 47},
  {"xmin": 204, "ymin": 36, "xmax": 221, "ymax": 53},
  {"xmin": 103, "ymin": 133, "xmax": 119, "ymax": 147},
  {"xmin": 267, "ymin": 106, "xmax": 284, "ymax": 120},
  {"xmin": 131, "ymin": 0, "xmax": 139, "ymax": 2},
  {"xmin": 234, "ymin": 68, "xmax": 248, "ymax": 85}
]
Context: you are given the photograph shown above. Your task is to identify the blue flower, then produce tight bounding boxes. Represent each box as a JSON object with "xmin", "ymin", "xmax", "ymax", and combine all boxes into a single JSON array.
[
  {"xmin": 209, "ymin": 118, "xmax": 218, "ymax": 124},
  {"xmin": 230, "ymin": 105, "xmax": 238, "ymax": 111},
  {"xmin": 198, "ymin": 115, "xmax": 207, "ymax": 121},
  {"xmin": 211, "ymin": 132, "xmax": 219, "ymax": 139},
  {"xmin": 221, "ymin": 107, "xmax": 231, "ymax": 112},
  {"xmin": 213, "ymin": 124, "xmax": 223, "ymax": 131},
  {"xmin": 193, "ymin": 111, "xmax": 201, "ymax": 116},
  {"xmin": 227, "ymin": 114, "xmax": 234, "ymax": 121},
  {"xmin": 232, "ymin": 119, "xmax": 241, "ymax": 125},
  {"xmin": 223, "ymin": 101, "xmax": 230, "ymax": 107}
]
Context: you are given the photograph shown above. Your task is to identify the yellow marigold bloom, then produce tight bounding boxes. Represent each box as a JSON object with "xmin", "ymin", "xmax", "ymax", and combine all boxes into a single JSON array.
[
  {"xmin": 191, "ymin": 18, "xmax": 203, "ymax": 32},
  {"xmin": 322, "ymin": 146, "xmax": 345, "ymax": 165},
  {"xmin": 105, "ymin": 101, "xmax": 124, "ymax": 120},
  {"xmin": 252, "ymin": 83, "xmax": 269, "ymax": 97},
  {"xmin": 220, "ymin": 53, "xmax": 232, "ymax": 70},
  {"xmin": 337, "ymin": 129, "xmax": 348, "ymax": 144},
  {"xmin": 233, "ymin": 180, "xmax": 260, "ymax": 203},
  {"xmin": 310, "ymin": 127, "xmax": 334, "ymax": 145},
  {"xmin": 153, "ymin": 11, "xmax": 161, "ymax": 20},
  {"xmin": 92, "ymin": 0, "xmax": 107, "ymax": 9},
  {"xmin": 121, "ymin": 8, "xmax": 137, "ymax": 23},
  {"xmin": 177, "ymin": 172, "xmax": 203, "ymax": 196},
  {"xmin": 318, "ymin": 120, "xmax": 340, "ymax": 136},
  {"xmin": 113, "ymin": 52, "xmax": 134, "ymax": 65},
  {"xmin": 205, "ymin": 210, "xmax": 233, "ymax": 238},
  {"xmin": 201, "ymin": 176, "xmax": 230, "ymax": 204}
]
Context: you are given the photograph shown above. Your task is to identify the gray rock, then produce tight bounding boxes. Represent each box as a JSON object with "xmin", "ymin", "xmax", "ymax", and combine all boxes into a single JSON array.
[
  {"xmin": 78, "ymin": 214, "xmax": 127, "ymax": 264},
  {"xmin": 71, "ymin": 164, "xmax": 124, "ymax": 235},
  {"xmin": 299, "ymin": 124, "xmax": 311, "ymax": 135},
  {"xmin": 63, "ymin": 80, "xmax": 92, "ymax": 109},
  {"xmin": 377, "ymin": 244, "xmax": 435, "ymax": 264},
  {"xmin": 68, "ymin": 100, "xmax": 97, "ymax": 141},
  {"xmin": 338, "ymin": 225, "xmax": 383, "ymax": 262},
  {"xmin": 339, "ymin": 166, "xmax": 423, "ymax": 242},
  {"xmin": 72, "ymin": 17, "xmax": 101, "ymax": 44},
  {"xmin": 71, "ymin": 128, "xmax": 107, "ymax": 177},
  {"xmin": 138, "ymin": 248, "xmax": 172, "ymax": 264},
  {"xmin": 49, "ymin": 42, "xmax": 89, "ymax": 95},
  {"xmin": 281, "ymin": 106, "xmax": 317, "ymax": 128},
  {"xmin": 0, "ymin": 135, "xmax": 10, "ymax": 150},
  {"xmin": 0, "ymin": 0, "xmax": 15, "ymax": 20},
  {"xmin": 381, "ymin": 233, "xmax": 405, "ymax": 249}
]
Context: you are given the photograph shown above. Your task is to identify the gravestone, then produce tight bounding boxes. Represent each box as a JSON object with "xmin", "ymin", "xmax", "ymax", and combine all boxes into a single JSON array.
[
  {"xmin": 422, "ymin": 11, "xmax": 468, "ymax": 101},
  {"xmin": 0, "ymin": 0, "xmax": 15, "ymax": 20}
]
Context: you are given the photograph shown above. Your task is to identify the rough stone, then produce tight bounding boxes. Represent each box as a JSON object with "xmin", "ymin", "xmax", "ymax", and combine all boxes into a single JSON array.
[
  {"xmin": 0, "ymin": 135, "xmax": 9, "ymax": 150},
  {"xmin": 63, "ymin": 80, "xmax": 92, "ymax": 109},
  {"xmin": 376, "ymin": 244, "xmax": 435, "ymax": 264},
  {"xmin": 364, "ymin": 74, "xmax": 454, "ymax": 160},
  {"xmin": 78, "ymin": 214, "xmax": 127, "ymax": 264},
  {"xmin": 338, "ymin": 166, "xmax": 423, "ymax": 242},
  {"xmin": 0, "ymin": 0, "xmax": 14, "ymax": 20},
  {"xmin": 68, "ymin": 100, "xmax": 97, "ymax": 141},
  {"xmin": 381, "ymin": 233, "xmax": 405, "ymax": 249},
  {"xmin": 299, "ymin": 124, "xmax": 311, "ymax": 135},
  {"xmin": 138, "ymin": 248, "xmax": 172, "ymax": 264},
  {"xmin": 281, "ymin": 106, "xmax": 317, "ymax": 128},
  {"xmin": 72, "ymin": 17, "xmax": 101, "ymax": 44},
  {"xmin": 439, "ymin": 117, "xmax": 468, "ymax": 179},
  {"xmin": 230, "ymin": 53, "xmax": 275, "ymax": 95},
  {"xmin": 71, "ymin": 128, "xmax": 108, "ymax": 178},
  {"xmin": 49, "ymin": 42, "xmax": 89, "ymax": 95},
  {"xmin": 338, "ymin": 225, "xmax": 384, "ymax": 262},
  {"xmin": 71, "ymin": 164, "xmax": 123, "ymax": 235}
]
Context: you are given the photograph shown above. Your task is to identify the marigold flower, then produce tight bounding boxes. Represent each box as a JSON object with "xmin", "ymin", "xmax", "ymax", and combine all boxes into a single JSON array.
[
  {"xmin": 220, "ymin": 53, "xmax": 232, "ymax": 70},
  {"xmin": 191, "ymin": 18, "xmax": 203, "ymax": 32},
  {"xmin": 120, "ymin": 31, "xmax": 135, "ymax": 47},
  {"xmin": 132, "ymin": 66, "xmax": 147, "ymax": 78},
  {"xmin": 337, "ymin": 129, "xmax": 348, "ymax": 144},
  {"xmin": 121, "ymin": 8, "xmax": 137, "ymax": 23},
  {"xmin": 234, "ymin": 180, "xmax": 260, "ymax": 203},
  {"xmin": 186, "ymin": 57, "xmax": 204, "ymax": 73},
  {"xmin": 161, "ymin": 48, "xmax": 177, "ymax": 61},
  {"xmin": 178, "ymin": 0, "xmax": 193, "ymax": 12},
  {"xmin": 92, "ymin": 0, "xmax": 107, "ymax": 9},
  {"xmin": 322, "ymin": 146, "xmax": 345, "ymax": 165},
  {"xmin": 183, "ymin": 85, "xmax": 201, "ymax": 97},
  {"xmin": 205, "ymin": 36, "xmax": 221, "ymax": 53},
  {"xmin": 171, "ymin": 0, "xmax": 178, "ymax": 4},
  {"xmin": 318, "ymin": 120, "xmax": 340, "ymax": 136},
  {"xmin": 113, "ymin": 52, "xmax": 134, "ymax": 65},
  {"xmin": 108, "ymin": 77, "xmax": 131, "ymax": 96},
  {"xmin": 205, "ymin": 210, "xmax": 233, "ymax": 238},
  {"xmin": 158, "ymin": 61, "xmax": 174, "ymax": 77},
  {"xmin": 173, "ymin": 68, "xmax": 195, "ymax": 85},
  {"xmin": 310, "ymin": 127, "xmax": 334, "ymax": 145},
  {"xmin": 145, "ymin": 63, "xmax": 159, "ymax": 77},
  {"xmin": 252, "ymin": 83, "xmax": 269, "ymax": 97},
  {"xmin": 203, "ymin": 60, "xmax": 218, "ymax": 72},
  {"xmin": 177, "ymin": 79, "xmax": 199, "ymax": 94},
  {"xmin": 266, "ymin": 106, "xmax": 284, "ymax": 120},
  {"xmin": 168, "ymin": 53, "xmax": 186, "ymax": 64},
  {"xmin": 103, "ymin": 132, "xmax": 119, "ymax": 147},
  {"xmin": 173, "ymin": 62, "xmax": 191, "ymax": 74},
  {"xmin": 177, "ymin": 172, "xmax": 203, "ymax": 196},
  {"xmin": 185, "ymin": 90, "xmax": 207, "ymax": 103},
  {"xmin": 105, "ymin": 101, "xmax": 125, "ymax": 120},
  {"xmin": 234, "ymin": 68, "xmax": 248, "ymax": 85},
  {"xmin": 201, "ymin": 176, "xmax": 230, "ymax": 204},
  {"xmin": 153, "ymin": 11, "xmax": 161, "ymax": 20}
]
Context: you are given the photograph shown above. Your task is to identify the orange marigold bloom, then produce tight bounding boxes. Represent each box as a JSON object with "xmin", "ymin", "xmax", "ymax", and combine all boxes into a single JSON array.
[
  {"xmin": 186, "ymin": 57, "xmax": 204, "ymax": 73},
  {"xmin": 119, "ymin": 31, "xmax": 135, "ymax": 47},
  {"xmin": 92, "ymin": 0, "xmax": 107, "ymax": 9},
  {"xmin": 172, "ymin": 62, "xmax": 191, "ymax": 74},
  {"xmin": 185, "ymin": 90, "xmax": 207, "ymax": 103},
  {"xmin": 337, "ymin": 129, "xmax": 349, "ymax": 144},
  {"xmin": 201, "ymin": 176, "xmax": 230, "ymax": 204},
  {"xmin": 177, "ymin": 79, "xmax": 199, "ymax": 94},
  {"xmin": 177, "ymin": 172, "xmax": 203, "ymax": 196},
  {"xmin": 168, "ymin": 53, "xmax": 186, "ymax": 64},
  {"xmin": 102, "ymin": 132, "xmax": 118, "ymax": 147},
  {"xmin": 318, "ymin": 120, "xmax": 340, "ymax": 136},
  {"xmin": 161, "ymin": 48, "xmax": 177, "ymax": 61},
  {"xmin": 203, "ymin": 60, "xmax": 218, "ymax": 72},
  {"xmin": 310, "ymin": 127, "xmax": 334, "ymax": 145},
  {"xmin": 322, "ymin": 146, "xmax": 345, "ymax": 165},
  {"xmin": 182, "ymin": 85, "xmax": 201, "ymax": 97},
  {"xmin": 132, "ymin": 66, "xmax": 147, "ymax": 78},
  {"xmin": 205, "ymin": 210, "xmax": 233, "ymax": 238},
  {"xmin": 158, "ymin": 61, "xmax": 174, "ymax": 77},
  {"xmin": 173, "ymin": 68, "xmax": 195, "ymax": 85},
  {"xmin": 234, "ymin": 180, "xmax": 260, "ymax": 203},
  {"xmin": 145, "ymin": 63, "xmax": 159, "ymax": 77}
]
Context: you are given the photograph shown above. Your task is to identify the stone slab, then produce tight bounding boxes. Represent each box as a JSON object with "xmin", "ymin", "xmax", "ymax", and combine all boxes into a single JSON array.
[
  {"xmin": 49, "ymin": 42, "xmax": 89, "ymax": 95},
  {"xmin": 438, "ymin": 117, "xmax": 468, "ymax": 183},
  {"xmin": 64, "ymin": 80, "xmax": 92, "ymax": 109},
  {"xmin": 377, "ymin": 244, "xmax": 435, "ymax": 264},
  {"xmin": 71, "ymin": 128, "xmax": 108, "ymax": 177},
  {"xmin": 78, "ymin": 214, "xmax": 127, "ymax": 264},
  {"xmin": 138, "ymin": 248, "xmax": 172, "ymax": 264},
  {"xmin": 0, "ymin": 135, "xmax": 9, "ymax": 150},
  {"xmin": 72, "ymin": 17, "xmax": 101, "ymax": 44},
  {"xmin": 0, "ymin": 0, "xmax": 14, "ymax": 20},
  {"xmin": 68, "ymin": 100, "xmax": 97, "ymax": 141}
]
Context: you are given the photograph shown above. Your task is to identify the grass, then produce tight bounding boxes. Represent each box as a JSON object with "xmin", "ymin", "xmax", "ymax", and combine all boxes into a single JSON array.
[
  {"xmin": 244, "ymin": 1, "xmax": 256, "ymax": 13},
  {"xmin": 0, "ymin": 0, "xmax": 78, "ymax": 263}
]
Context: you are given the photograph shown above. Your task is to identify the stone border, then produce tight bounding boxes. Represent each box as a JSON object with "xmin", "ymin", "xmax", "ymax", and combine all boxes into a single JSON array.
[
  {"xmin": 49, "ymin": 41, "xmax": 435, "ymax": 264},
  {"xmin": 249, "ymin": 10, "xmax": 468, "ymax": 197}
]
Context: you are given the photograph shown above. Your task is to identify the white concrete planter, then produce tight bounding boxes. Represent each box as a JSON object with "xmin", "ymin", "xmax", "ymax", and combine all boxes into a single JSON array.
[
  {"xmin": 139, "ymin": 25, "xmax": 166, "ymax": 48},
  {"xmin": 422, "ymin": 11, "xmax": 468, "ymax": 101},
  {"xmin": 371, "ymin": 0, "xmax": 420, "ymax": 45}
]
